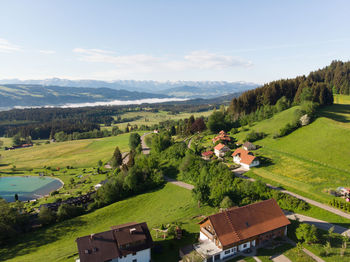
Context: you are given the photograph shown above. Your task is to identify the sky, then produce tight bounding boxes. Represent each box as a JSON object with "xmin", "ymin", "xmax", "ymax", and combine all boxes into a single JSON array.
[{"xmin": 0, "ymin": 0, "xmax": 349, "ymax": 84}]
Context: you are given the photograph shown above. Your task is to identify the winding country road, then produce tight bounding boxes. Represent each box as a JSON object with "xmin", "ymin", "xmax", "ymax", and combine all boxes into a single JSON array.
[
  {"xmin": 140, "ymin": 133, "xmax": 350, "ymax": 237},
  {"xmin": 233, "ymin": 167, "xmax": 350, "ymax": 221}
]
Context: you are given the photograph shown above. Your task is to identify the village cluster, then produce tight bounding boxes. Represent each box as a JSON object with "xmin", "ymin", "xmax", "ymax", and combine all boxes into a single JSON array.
[{"xmin": 201, "ymin": 130, "xmax": 260, "ymax": 170}]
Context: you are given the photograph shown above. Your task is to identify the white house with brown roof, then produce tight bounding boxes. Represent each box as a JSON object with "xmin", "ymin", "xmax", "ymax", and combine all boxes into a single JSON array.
[
  {"xmin": 195, "ymin": 199, "xmax": 290, "ymax": 261},
  {"xmin": 76, "ymin": 222, "xmax": 153, "ymax": 262},
  {"xmin": 232, "ymin": 148, "xmax": 259, "ymax": 170},
  {"xmin": 214, "ymin": 143, "xmax": 230, "ymax": 158}
]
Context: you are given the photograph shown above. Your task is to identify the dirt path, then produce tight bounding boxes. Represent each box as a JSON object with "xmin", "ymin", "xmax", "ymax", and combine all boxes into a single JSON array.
[
  {"xmin": 232, "ymin": 167, "xmax": 350, "ymax": 222},
  {"xmin": 271, "ymin": 254, "xmax": 292, "ymax": 262},
  {"xmin": 164, "ymin": 176, "xmax": 194, "ymax": 190},
  {"xmin": 140, "ymin": 132, "xmax": 152, "ymax": 155}
]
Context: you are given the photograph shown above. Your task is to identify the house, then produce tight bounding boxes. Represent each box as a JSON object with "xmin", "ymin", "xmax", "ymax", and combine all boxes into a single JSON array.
[
  {"xmin": 232, "ymin": 148, "xmax": 259, "ymax": 170},
  {"xmin": 195, "ymin": 199, "xmax": 290, "ymax": 261},
  {"xmin": 76, "ymin": 222, "xmax": 153, "ymax": 262},
  {"xmin": 212, "ymin": 130, "xmax": 231, "ymax": 144},
  {"xmin": 153, "ymin": 129, "xmax": 159, "ymax": 134},
  {"xmin": 201, "ymin": 151, "xmax": 214, "ymax": 160},
  {"xmin": 337, "ymin": 187, "xmax": 350, "ymax": 198},
  {"xmin": 242, "ymin": 142, "xmax": 256, "ymax": 151},
  {"xmin": 214, "ymin": 143, "xmax": 230, "ymax": 158}
]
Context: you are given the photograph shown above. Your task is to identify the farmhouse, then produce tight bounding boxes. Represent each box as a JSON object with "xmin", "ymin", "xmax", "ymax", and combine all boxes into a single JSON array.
[
  {"xmin": 214, "ymin": 143, "xmax": 230, "ymax": 158},
  {"xmin": 242, "ymin": 141, "xmax": 256, "ymax": 151},
  {"xmin": 212, "ymin": 130, "xmax": 231, "ymax": 144},
  {"xmin": 201, "ymin": 150, "xmax": 214, "ymax": 160},
  {"xmin": 195, "ymin": 199, "xmax": 290, "ymax": 262},
  {"xmin": 232, "ymin": 148, "xmax": 259, "ymax": 170},
  {"xmin": 76, "ymin": 222, "xmax": 153, "ymax": 262}
]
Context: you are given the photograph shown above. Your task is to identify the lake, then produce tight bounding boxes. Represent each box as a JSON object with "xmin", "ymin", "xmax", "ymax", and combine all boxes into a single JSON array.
[{"xmin": 0, "ymin": 176, "xmax": 63, "ymax": 202}]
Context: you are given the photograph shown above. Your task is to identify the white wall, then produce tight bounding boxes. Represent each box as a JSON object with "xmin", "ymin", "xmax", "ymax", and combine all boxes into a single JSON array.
[
  {"xmin": 238, "ymin": 241, "xmax": 250, "ymax": 251},
  {"xmin": 233, "ymin": 156, "xmax": 241, "ymax": 164},
  {"xmin": 200, "ymin": 231, "xmax": 209, "ymax": 241},
  {"xmin": 117, "ymin": 248, "xmax": 151, "ymax": 262}
]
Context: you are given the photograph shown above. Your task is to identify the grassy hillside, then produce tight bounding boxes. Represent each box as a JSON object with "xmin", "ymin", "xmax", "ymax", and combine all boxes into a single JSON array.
[
  {"xmin": 240, "ymin": 95, "xmax": 350, "ymax": 203},
  {"xmin": 0, "ymin": 183, "xmax": 216, "ymax": 262},
  {"xmin": 0, "ymin": 132, "xmax": 145, "ymax": 170}
]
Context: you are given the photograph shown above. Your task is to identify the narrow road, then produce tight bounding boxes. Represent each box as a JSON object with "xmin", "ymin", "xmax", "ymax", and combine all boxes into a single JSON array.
[
  {"xmin": 285, "ymin": 211, "xmax": 350, "ymax": 237},
  {"xmin": 140, "ymin": 132, "xmax": 152, "ymax": 155},
  {"xmin": 232, "ymin": 167, "xmax": 350, "ymax": 221},
  {"xmin": 164, "ymin": 176, "xmax": 194, "ymax": 190},
  {"xmin": 271, "ymin": 254, "xmax": 292, "ymax": 262}
]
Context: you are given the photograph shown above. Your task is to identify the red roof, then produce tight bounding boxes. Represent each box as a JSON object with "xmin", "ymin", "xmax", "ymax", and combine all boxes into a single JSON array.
[
  {"xmin": 214, "ymin": 143, "xmax": 226, "ymax": 151},
  {"xmin": 202, "ymin": 151, "xmax": 214, "ymax": 157},
  {"xmin": 232, "ymin": 148, "xmax": 256, "ymax": 165},
  {"xmin": 212, "ymin": 130, "xmax": 231, "ymax": 143},
  {"xmin": 200, "ymin": 199, "xmax": 290, "ymax": 248}
]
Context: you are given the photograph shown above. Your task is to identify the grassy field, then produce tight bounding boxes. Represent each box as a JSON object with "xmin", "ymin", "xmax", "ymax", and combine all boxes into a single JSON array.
[
  {"xmin": 0, "ymin": 183, "xmax": 216, "ymax": 262},
  {"xmin": 232, "ymin": 95, "xmax": 350, "ymax": 203},
  {"xmin": 102, "ymin": 109, "xmax": 213, "ymax": 130},
  {"xmin": 0, "ymin": 132, "xmax": 145, "ymax": 170}
]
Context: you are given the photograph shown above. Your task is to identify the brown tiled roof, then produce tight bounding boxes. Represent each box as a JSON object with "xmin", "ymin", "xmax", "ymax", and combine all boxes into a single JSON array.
[
  {"xmin": 212, "ymin": 130, "xmax": 232, "ymax": 143},
  {"xmin": 202, "ymin": 151, "xmax": 214, "ymax": 157},
  {"xmin": 214, "ymin": 143, "xmax": 226, "ymax": 151},
  {"xmin": 232, "ymin": 148, "xmax": 256, "ymax": 165},
  {"xmin": 76, "ymin": 222, "xmax": 153, "ymax": 262},
  {"xmin": 201, "ymin": 199, "xmax": 290, "ymax": 248}
]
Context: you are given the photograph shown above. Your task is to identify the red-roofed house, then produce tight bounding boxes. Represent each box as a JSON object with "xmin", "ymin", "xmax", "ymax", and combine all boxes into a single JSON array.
[
  {"xmin": 232, "ymin": 148, "xmax": 259, "ymax": 170},
  {"xmin": 194, "ymin": 199, "xmax": 290, "ymax": 261},
  {"xmin": 212, "ymin": 130, "xmax": 232, "ymax": 144},
  {"xmin": 214, "ymin": 143, "xmax": 230, "ymax": 157},
  {"xmin": 202, "ymin": 150, "xmax": 214, "ymax": 160}
]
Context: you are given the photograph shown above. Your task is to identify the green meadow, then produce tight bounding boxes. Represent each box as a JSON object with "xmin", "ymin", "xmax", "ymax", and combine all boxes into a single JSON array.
[
  {"xmin": 102, "ymin": 109, "xmax": 213, "ymax": 130},
  {"xmin": 238, "ymin": 95, "xmax": 350, "ymax": 203},
  {"xmin": 0, "ymin": 132, "xmax": 146, "ymax": 170},
  {"xmin": 0, "ymin": 183, "xmax": 216, "ymax": 262}
]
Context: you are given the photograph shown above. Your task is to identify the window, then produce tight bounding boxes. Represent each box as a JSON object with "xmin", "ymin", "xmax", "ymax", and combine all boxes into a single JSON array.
[
  {"xmin": 132, "ymin": 259, "xmax": 137, "ymax": 262},
  {"xmin": 243, "ymin": 244, "xmax": 247, "ymax": 248},
  {"xmin": 224, "ymin": 250, "xmax": 231, "ymax": 255}
]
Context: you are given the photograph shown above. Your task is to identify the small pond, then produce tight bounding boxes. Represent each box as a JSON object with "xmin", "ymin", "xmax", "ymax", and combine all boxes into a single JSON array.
[{"xmin": 0, "ymin": 176, "xmax": 63, "ymax": 202}]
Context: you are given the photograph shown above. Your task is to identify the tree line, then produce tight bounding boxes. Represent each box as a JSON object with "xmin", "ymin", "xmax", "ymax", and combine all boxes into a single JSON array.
[{"xmin": 227, "ymin": 60, "xmax": 348, "ymax": 118}]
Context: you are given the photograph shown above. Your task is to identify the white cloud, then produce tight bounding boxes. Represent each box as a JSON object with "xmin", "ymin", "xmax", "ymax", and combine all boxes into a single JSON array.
[
  {"xmin": 183, "ymin": 51, "xmax": 252, "ymax": 69},
  {"xmin": 0, "ymin": 38, "xmax": 21, "ymax": 53},
  {"xmin": 39, "ymin": 50, "xmax": 56, "ymax": 54},
  {"xmin": 73, "ymin": 48, "xmax": 252, "ymax": 75}
]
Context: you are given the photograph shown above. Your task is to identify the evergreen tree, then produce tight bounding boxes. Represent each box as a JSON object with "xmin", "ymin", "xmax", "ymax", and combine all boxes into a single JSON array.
[{"xmin": 111, "ymin": 146, "xmax": 123, "ymax": 168}]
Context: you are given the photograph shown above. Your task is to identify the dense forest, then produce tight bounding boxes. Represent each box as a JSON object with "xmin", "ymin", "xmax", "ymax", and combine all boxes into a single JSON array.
[
  {"xmin": 0, "ymin": 102, "xmax": 216, "ymax": 139},
  {"xmin": 227, "ymin": 60, "xmax": 350, "ymax": 117}
]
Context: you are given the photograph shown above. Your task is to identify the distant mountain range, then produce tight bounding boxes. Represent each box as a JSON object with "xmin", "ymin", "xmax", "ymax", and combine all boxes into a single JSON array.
[
  {"xmin": 0, "ymin": 78, "xmax": 257, "ymax": 99},
  {"xmin": 0, "ymin": 79, "xmax": 258, "ymax": 109},
  {"xmin": 0, "ymin": 84, "xmax": 170, "ymax": 110}
]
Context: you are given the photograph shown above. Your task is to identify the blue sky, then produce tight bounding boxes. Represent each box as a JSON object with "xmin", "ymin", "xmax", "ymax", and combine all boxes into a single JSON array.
[{"xmin": 0, "ymin": 0, "xmax": 349, "ymax": 84}]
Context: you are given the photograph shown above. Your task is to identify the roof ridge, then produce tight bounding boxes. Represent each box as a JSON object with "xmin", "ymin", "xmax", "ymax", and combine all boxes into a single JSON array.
[{"xmin": 224, "ymin": 210, "xmax": 241, "ymax": 241}]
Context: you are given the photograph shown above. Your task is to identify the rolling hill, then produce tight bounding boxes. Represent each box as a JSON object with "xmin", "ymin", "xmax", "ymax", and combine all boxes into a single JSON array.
[
  {"xmin": 0, "ymin": 84, "xmax": 170, "ymax": 109},
  {"xmin": 236, "ymin": 95, "xmax": 350, "ymax": 203},
  {"xmin": 0, "ymin": 79, "xmax": 258, "ymax": 99}
]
